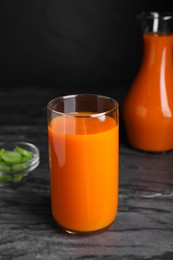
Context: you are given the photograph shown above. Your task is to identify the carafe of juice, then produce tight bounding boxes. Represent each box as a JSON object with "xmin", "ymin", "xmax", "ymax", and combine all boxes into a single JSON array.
[{"xmin": 123, "ymin": 12, "xmax": 173, "ymax": 152}]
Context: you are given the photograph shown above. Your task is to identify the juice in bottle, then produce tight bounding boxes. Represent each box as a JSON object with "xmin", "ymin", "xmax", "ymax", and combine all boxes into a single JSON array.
[{"xmin": 123, "ymin": 12, "xmax": 173, "ymax": 152}]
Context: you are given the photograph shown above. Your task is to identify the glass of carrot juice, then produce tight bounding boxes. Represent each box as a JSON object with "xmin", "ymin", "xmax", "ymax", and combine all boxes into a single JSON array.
[{"xmin": 47, "ymin": 94, "xmax": 119, "ymax": 234}]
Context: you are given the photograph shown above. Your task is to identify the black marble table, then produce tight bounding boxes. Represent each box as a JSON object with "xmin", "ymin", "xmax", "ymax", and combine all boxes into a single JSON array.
[{"xmin": 0, "ymin": 86, "xmax": 173, "ymax": 260}]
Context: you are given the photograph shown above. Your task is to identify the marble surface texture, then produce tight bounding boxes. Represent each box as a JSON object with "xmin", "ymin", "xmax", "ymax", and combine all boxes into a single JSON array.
[{"xmin": 0, "ymin": 86, "xmax": 173, "ymax": 260}]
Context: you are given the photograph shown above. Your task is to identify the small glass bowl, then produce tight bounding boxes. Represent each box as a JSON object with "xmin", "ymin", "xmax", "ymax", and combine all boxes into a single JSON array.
[{"xmin": 0, "ymin": 141, "xmax": 40, "ymax": 186}]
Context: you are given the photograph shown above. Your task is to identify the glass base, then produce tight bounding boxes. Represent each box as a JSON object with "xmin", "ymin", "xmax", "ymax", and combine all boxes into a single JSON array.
[
  {"xmin": 127, "ymin": 143, "xmax": 173, "ymax": 154},
  {"xmin": 54, "ymin": 219, "xmax": 115, "ymax": 235}
]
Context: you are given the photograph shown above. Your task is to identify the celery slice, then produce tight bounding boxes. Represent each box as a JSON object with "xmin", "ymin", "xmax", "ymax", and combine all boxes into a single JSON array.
[
  {"xmin": 0, "ymin": 146, "xmax": 33, "ymax": 176},
  {"xmin": 1, "ymin": 151, "xmax": 22, "ymax": 164},
  {"xmin": 15, "ymin": 146, "xmax": 33, "ymax": 159}
]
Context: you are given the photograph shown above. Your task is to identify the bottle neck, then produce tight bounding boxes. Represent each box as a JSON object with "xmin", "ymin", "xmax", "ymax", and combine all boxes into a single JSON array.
[
  {"xmin": 142, "ymin": 32, "xmax": 173, "ymax": 66},
  {"xmin": 138, "ymin": 12, "xmax": 173, "ymax": 34}
]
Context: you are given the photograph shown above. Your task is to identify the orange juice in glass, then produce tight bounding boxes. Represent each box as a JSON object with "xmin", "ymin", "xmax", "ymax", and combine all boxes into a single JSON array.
[{"xmin": 47, "ymin": 94, "xmax": 119, "ymax": 233}]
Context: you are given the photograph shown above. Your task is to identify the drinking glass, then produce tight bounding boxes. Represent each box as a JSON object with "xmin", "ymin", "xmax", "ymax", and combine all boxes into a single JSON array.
[{"xmin": 47, "ymin": 94, "xmax": 119, "ymax": 233}]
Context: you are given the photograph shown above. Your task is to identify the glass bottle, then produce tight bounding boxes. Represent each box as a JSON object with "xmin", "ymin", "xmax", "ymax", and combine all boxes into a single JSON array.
[{"xmin": 123, "ymin": 12, "xmax": 173, "ymax": 152}]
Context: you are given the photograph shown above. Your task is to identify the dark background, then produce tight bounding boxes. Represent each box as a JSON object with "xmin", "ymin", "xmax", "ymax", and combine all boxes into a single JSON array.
[{"xmin": 0, "ymin": 0, "xmax": 171, "ymax": 91}]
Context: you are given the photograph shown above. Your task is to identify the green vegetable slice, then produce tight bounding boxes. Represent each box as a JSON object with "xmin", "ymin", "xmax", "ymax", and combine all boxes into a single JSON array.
[
  {"xmin": 0, "ymin": 164, "xmax": 11, "ymax": 172},
  {"xmin": 0, "ymin": 149, "xmax": 5, "ymax": 159},
  {"xmin": 12, "ymin": 162, "xmax": 30, "ymax": 172},
  {"xmin": 0, "ymin": 145, "xmax": 34, "ymax": 177},
  {"xmin": 1, "ymin": 151, "xmax": 22, "ymax": 164},
  {"xmin": 15, "ymin": 146, "xmax": 33, "ymax": 159},
  {"xmin": 0, "ymin": 172, "xmax": 29, "ymax": 183}
]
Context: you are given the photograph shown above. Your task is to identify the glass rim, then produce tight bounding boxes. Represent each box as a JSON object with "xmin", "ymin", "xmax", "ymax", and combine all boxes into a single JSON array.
[
  {"xmin": 137, "ymin": 12, "xmax": 173, "ymax": 21},
  {"xmin": 47, "ymin": 94, "xmax": 119, "ymax": 118}
]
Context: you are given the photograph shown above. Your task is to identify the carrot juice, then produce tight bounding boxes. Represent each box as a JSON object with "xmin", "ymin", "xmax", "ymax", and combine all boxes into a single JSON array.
[
  {"xmin": 48, "ymin": 113, "xmax": 119, "ymax": 233},
  {"xmin": 123, "ymin": 32, "xmax": 173, "ymax": 152}
]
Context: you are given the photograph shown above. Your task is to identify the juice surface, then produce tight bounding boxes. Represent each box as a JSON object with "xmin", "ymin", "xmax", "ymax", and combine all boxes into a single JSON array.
[
  {"xmin": 123, "ymin": 33, "xmax": 173, "ymax": 152},
  {"xmin": 48, "ymin": 114, "xmax": 119, "ymax": 232}
]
